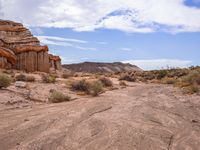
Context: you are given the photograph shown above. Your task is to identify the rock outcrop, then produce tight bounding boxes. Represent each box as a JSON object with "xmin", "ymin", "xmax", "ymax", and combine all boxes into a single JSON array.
[
  {"xmin": 62, "ymin": 62, "xmax": 142, "ymax": 73},
  {"xmin": 0, "ymin": 20, "xmax": 61, "ymax": 72},
  {"xmin": 49, "ymin": 54, "xmax": 62, "ymax": 70}
]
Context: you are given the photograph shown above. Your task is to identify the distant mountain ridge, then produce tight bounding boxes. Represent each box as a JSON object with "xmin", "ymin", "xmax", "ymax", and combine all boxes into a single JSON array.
[{"xmin": 62, "ymin": 62, "xmax": 142, "ymax": 73}]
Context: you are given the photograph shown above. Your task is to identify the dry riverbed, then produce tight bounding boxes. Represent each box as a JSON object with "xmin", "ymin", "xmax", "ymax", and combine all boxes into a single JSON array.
[{"xmin": 0, "ymin": 83, "xmax": 200, "ymax": 150}]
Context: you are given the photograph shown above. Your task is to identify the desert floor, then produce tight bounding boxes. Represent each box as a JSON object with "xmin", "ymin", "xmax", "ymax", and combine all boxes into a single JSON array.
[{"xmin": 1, "ymin": 82, "xmax": 200, "ymax": 150}]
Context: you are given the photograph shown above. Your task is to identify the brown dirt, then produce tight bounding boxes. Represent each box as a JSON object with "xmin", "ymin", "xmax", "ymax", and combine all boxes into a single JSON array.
[{"xmin": 0, "ymin": 83, "xmax": 200, "ymax": 150}]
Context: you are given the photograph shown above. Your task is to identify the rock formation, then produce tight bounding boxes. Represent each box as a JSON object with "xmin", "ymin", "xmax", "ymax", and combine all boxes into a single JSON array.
[
  {"xmin": 0, "ymin": 20, "xmax": 61, "ymax": 72},
  {"xmin": 49, "ymin": 54, "xmax": 62, "ymax": 70}
]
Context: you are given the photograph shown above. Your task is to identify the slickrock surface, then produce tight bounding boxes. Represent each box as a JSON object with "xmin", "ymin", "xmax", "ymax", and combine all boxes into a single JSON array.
[
  {"xmin": 0, "ymin": 83, "xmax": 200, "ymax": 150},
  {"xmin": 63, "ymin": 62, "xmax": 142, "ymax": 73},
  {"xmin": 0, "ymin": 20, "xmax": 61, "ymax": 72}
]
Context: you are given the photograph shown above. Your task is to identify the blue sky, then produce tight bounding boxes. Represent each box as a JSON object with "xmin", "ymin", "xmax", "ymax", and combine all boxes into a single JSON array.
[{"xmin": 1, "ymin": 0, "xmax": 200, "ymax": 70}]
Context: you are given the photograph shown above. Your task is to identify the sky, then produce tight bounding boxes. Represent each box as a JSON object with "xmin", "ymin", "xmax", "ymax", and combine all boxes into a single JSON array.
[{"xmin": 0, "ymin": 0, "xmax": 200, "ymax": 70}]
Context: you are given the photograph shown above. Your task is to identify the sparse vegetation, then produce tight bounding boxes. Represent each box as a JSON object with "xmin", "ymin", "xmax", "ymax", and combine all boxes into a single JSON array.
[
  {"xmin": 119, "ymin": 74, "xmax": 136, "ymax": 82},
  {"xmin": 90, "ymin": 81, "xmax": 103, "ymax": 96},
  {"xmin": 62, "ymin": 72, "xmax": 73, "ymax": 79},
  {"xmin": 0, "ymin": 74, "xmax": 11, "ymax": 89},
  {"xmin": 15, "ymin": 74, "xmax": 26, "ymax": 81},
  {"xmin": 49, "ymin": 91, "xmax": 71, "ymax": 103},
  {"xmin": 42, "ymin": 75, "xmax": 56, "ymax": 83},
  {"xmin": 26, "ymin": 76, "xmax": 36, "ymax": 82},
  {"xmin": 70, "ymin": 79, "xmax": 90, "ymax": 93},
  {"xmin": 99, "ymin": 77, "xmax": 113, "ymax": 87}
]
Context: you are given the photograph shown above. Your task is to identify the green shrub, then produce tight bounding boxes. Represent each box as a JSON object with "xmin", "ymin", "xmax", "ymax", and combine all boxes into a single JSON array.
[
  {"xmin": 26, "ymin": 76, "xmax": 35, "ymax": 82},
  {"xmin": 70, "ymin": 79, "xmax": 90, "ymax": 93},
  {"xmin": 99, "ymin": 77, "xmax": 113, "ymax": 87},
  {"xmin": 90, "ymin": 81, "xmax": 103, "ymax": 96},
  {"xmin": 42, "ymin": 75, "xmax": 56, "ymax": 83},
  {"xmin": 49, "ymin": 91, "xmax": 71, "ymax": 103},
  {"xmin": 156, "ymin": 70, "xmax": 168, "ymax": 79},
  {"xmin": 15, "ymin": 74, "xmax": 26, "ymax": 81},
  {"xmin": 0, "ymin": 74, "xmax": 11, "ymax": 89},
  {"xmin": 119, "ymin": 74, "xmax": 136, "ymax": 82}
]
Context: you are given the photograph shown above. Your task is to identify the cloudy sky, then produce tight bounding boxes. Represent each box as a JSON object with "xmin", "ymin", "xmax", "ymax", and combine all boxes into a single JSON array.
[{"xmin": 0, "ymin": 0, "xmax": 200, "ymax": 70}]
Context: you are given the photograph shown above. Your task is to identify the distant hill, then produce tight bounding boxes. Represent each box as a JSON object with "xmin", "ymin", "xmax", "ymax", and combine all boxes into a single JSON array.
[{"xmin": 62, "ymin": 62, "xmax": 142, "ymax": 73}]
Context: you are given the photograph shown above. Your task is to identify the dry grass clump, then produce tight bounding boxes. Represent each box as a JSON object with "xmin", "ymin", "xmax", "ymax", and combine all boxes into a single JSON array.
[
  {"xmin": 42, "ymin": 75, "xmax": 56, "ymax": 83},
  {"xmin": 49, "ymin": 91, "xmax": 71, "ymax": 103},
  {"xmin": 70, "ymin": 79, "xmax": 90, "ymax": 94},
  {"xmin": 42, "ymin": 74, "xmax": 56, "ymax": 83},
  {"xmin": 99, "ymin": 77, "xmax": 113, "ymax": 87},
  {"xmin": 175, "ymin": 71, "xmax": 200, "ymax": 94},
  {"xmin": 70, "ymin": 79, "xmax": 103, "ymax": 96},
  {"xmin": 15, "ymin": 74, "xmax": 26, "ymax": 81},
  {"xmin": 26, "ymin": 75, "xmax": 35, "ymax": 82},
  {"xmin": 90, "ymin": 81, "xmax": 103, "ymax": 96},
  {"xmin": 119, "ymin": 73, "xmax": 136, "ymax": 82},
  {"xmin": 0, "ymin": 74, "xmax": 11, "ymax": 89},
  {"xmin": 161, "ymin": 77, "xmax": 176, "ymax": 84}
]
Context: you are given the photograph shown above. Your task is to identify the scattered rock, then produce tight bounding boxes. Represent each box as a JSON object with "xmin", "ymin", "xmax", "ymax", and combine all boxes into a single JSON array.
[{"xmin": 15, "ymin": 81, "xmax": 27, "ymax": 88}]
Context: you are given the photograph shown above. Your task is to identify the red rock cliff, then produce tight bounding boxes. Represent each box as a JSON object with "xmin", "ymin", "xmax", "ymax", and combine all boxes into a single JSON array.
[{"xmin": 0, "ymin": 20, "xmax": 60, "ymax": 72}]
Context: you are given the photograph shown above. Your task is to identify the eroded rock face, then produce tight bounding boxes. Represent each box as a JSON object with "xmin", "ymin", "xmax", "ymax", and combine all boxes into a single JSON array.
[
  {"xmin": 0, "ymin": 20, "xmax": 61, "ymax": 72},
  {"xmin": 49, "ymin": 54, "xmax": 62, "ymax": 71}
]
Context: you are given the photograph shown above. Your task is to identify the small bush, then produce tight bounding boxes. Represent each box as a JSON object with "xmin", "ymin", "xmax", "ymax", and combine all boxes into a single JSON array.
[
  {"xmin": 42, "ymin": 75, "xmax": 56, "ymax": 83},
  {"xmin": 0, "ymin": 74, "xmax": 11, "ymax": 89},
  {"xmin": 70, "ymin": 79, "xmax": 90, "ymax": 93},
  {"xmin": 119, "ymin": 74, "xmax": 136, "ymax": 82},
  {"xmin": 15, "ymin": 74, "xmax": 26, "ymax": 81},
  {"xmin": 90, "ymin": 81, "xmax": 103, "ymax": 96},
  {"xmin": 156, "ymin": 70, "xmax": 168, "ymax": 79},
  {"xmin": 26, "ymin": 76, "xmax": 35, "ymax": 82},
  {"xmin": 182, "ymin": 85, "xmax": 199, "ymax": 94},
  {"xmin": 162, "ymin": 77, "xmax": 176, "ymax": 84},
  {"xmin": 49, "ymin": 91, "xmax": 71, "ymax": 103},
  {"xmin": 99, "ymin": 77, "xmax": 113, "ymax": 87}
]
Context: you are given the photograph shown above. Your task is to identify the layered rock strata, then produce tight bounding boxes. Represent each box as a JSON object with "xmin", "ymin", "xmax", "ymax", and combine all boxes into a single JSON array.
[
  {"xmin": 0, "ymin": 20, "xmax": 61, "ymax": 72},
  {"xmin": 49, "ymin": 54, "xmax": 62, "ymax": 70}
]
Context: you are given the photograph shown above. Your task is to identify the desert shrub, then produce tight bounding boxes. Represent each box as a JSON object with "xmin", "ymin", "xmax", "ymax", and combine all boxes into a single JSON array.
[
  {"xmin": 177, "ymin": 71, "xmax": 200, "ymax": 87},
  {"xmin": 49, "ymin": 91, "xmax": 71, "ymax": 103},
  {"xmin": 42, "ymin": 75, "xmax": 56, "ymax": 83},
  {"xmin": 119, "ymin": 81, "xmax": 127, "ymax": 86},
  {"xmin": 15, "ymin": 74, "xmax": 26, "ymax": 81},
  {"xmin": 26, "ymin": 75, "xmax": 35, "ymax": 82},
  {"xmin": 182, "ymin": 85, "xmax": 199, "ymax": 94},
  {"xmin": 119, "ymin": 74, "xmax": 136, "ymax": 82},
  {"xmin": 90, "ymin": 81, "xmax": 103, "ymax": 96},
  {"xmin": 99, "ymin": 77, "xmax": 113, "ymax": 87},
  {"xmin": 156, "ymin": 70, "xmax": 168, "ymax": 79},
  {"xmin": 162, "ymin": 77, "xmax": 176, "ymax": 84},
  {"xmin": 0, "ymin": 74, "xmax": 11, "ymax": 89},
  {"xmin": 70, "ymin": 79, "xmax": 90, "ymax": 93}
]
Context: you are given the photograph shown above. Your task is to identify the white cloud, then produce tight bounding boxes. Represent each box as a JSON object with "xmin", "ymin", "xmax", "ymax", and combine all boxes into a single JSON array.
[
  {"xmin": 37, "ymin": 35, "xmax": 96, "ymax": 50},
  {"xmin": 1, "ymin": 0, "xmax": 200, "ymax": 33},
  {"xmin": 123, "ymin": 59, "xmax": 192, "ymax": 70},
  {"xmin": 121, "ymin": 48, "xmax": 132, "ymax": 51}
]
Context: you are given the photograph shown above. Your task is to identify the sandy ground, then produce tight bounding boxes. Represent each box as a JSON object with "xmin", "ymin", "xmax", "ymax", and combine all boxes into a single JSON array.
[{"xmin": 0, "ymin": 83, "xmax": 200, "ymax": 150}]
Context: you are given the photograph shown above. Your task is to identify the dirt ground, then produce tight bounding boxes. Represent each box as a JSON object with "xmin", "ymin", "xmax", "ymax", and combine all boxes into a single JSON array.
[{"xmin": 1, "ymin": 82, "xmax": 200, "ymax": 150}]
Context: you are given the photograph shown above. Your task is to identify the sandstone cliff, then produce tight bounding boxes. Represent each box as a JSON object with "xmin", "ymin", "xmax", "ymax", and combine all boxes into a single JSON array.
[{"xmin": 0, "ymin": 20, "xmax": 61, "ymax": 72}]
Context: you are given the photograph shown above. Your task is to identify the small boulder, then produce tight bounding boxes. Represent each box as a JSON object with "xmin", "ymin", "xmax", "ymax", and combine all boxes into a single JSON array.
[{"xmin": 15, "ymin": 81, "xmax": 27, "ymax": 88}]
